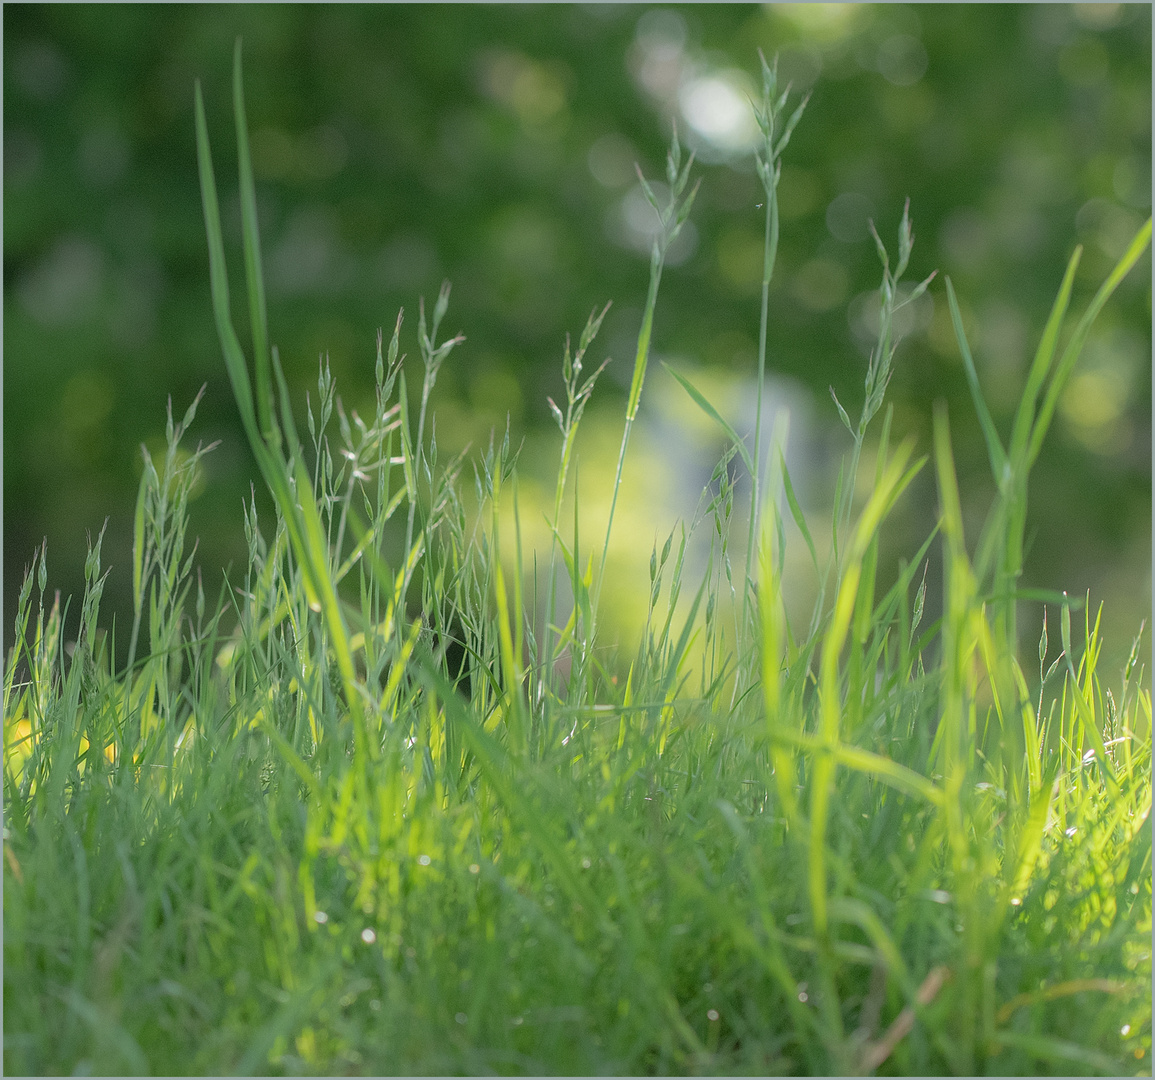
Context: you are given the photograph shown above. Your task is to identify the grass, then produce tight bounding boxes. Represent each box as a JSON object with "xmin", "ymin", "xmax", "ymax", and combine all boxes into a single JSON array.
[{"xmin": 4, "ymin": 42, "xmax": 1151, "ymax": 1076}]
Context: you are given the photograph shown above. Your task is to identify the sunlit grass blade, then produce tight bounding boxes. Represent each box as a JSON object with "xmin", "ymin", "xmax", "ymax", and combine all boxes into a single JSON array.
[
  {"xmin": 1028, "ymin": 217, "xmax": 1151, "ymax": 467},
  {"xmin": 945, "ymin": 276, "xmax": 1009, "ymax": 491},
  {"xmin": 1008, "ymin": 244, "xmax": 1081, "ymax": 465},
  {"xmin": 810, "ymin": 438, "xmax": 919, "ymax": 951},
  {"xmin": 662, "ymin": 363, "xmax": 755, "ymax": 478}
]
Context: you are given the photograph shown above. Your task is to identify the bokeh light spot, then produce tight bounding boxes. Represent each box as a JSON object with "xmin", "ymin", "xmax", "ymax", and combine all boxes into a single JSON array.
[
  {"xmin": 478, "ymin": 49, "xmax": 568, "ymax": 126},
  {"xmin": 777, "ymin": 169, "xmax": 822, "ymax": 220},
  {"xmin": 792, "ymin": 257, "xmax": 849, "ymax": 313},
  {"xmin": 939, "ymin": 207, "xmax": 991, "ymax": 273},
  {"xmin": 612, "ymin": 180, "xmax": 698, "ymax": 266},
  {"xmin": 848, "ymin": 284, "xmax": 934, "ymax": 353},
  {"xmin": 771, "ymin": 4, "xmax": 859, "ymax": 41},
  {"xmin": 1059, "ymin": 328, "xmax": 1142, "ymax": 455},
  {"xmin": 587, "ymin": 132, "xmax": 638, "ymax": 189},
  {"xmin": 60, "ymin": 370, "xmax": 114, "ymax": 435},
  {"xmin": 1076, "ymin": 198, "xmax": 1146, "ymax": 260},
  {"xmin": 11, "ymin": 38, "xmax": 68, "ymax": 100},
  {"xmin": 1059, "ymin": 36, "xmax": 1110, "ymax": 85},
  {"xmin": 876, "ymin": 34, "xmax": 928, "ymax": 86},
  {"xmin": 16, "ymin": 236, "xmax": 104, "ymax": 325},
  {"xmin": 678, "ymin": 70, "xmax": 760, "ymax": 154},
  {"xmin": 826, "ymin": 192, "xmax": 875, "ymax": 243},
  {"xmin": 632, "ymin": 9, "xmax": 687, "ymax": 99},
  {"xmin": 1113, "ymin": 156, "xmax": 1152, "ymax": 210},
  {"xmin": 1073, "ymin": 3, "xmax": 1122, "ymax": 29},
  {"xmin": 715, "ymin": 225, "xmax": 764, "ymax": 290}
]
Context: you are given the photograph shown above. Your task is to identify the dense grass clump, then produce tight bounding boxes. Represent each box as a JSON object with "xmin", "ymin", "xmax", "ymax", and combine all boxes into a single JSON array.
[{"xmin": 4, "ymin": 44, "xmax": 1151, "ymax": 1076}]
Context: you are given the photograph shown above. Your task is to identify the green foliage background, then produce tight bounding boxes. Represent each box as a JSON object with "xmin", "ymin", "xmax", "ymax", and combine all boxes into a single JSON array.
[{"xmin": 4, "ymin": 3, "xmax": 1150, "ymax": 663}]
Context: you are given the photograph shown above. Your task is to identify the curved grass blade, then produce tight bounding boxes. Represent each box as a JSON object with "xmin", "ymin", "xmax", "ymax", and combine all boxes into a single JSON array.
[
  {"xmin": 1008, "ymin": 245, "xmax": 1081, "ymax": 464},
  {"xmin": 1029, "ymin": 218, "xmax": 1151, "ymax": 467},
  {"xmin": 662, "ymin": 362, "xmax": 755, "ymax": 478},
  {"xmin": 945, "ymin": 276, "xmax": 1009, "ymax": 491}
]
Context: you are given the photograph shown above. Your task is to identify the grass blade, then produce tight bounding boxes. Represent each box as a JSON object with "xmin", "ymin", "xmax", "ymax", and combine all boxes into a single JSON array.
[
  {"xmin": 945, "ymin": 276, "xmax": 1009, "ymax": 490},
  {"xmin": 1008, "ymin": 245, "xmax": 1081, "ymax": 464},
  {"xmin": 1029, "ymin": 218, "xmax": 1152, "ymax": 467},
  {"xmin": 232, "ymin": 38, "xmax": 273, "ymax": 441},
  {"xmin": 662, "ymin": 362, "xmax": 755, "ymax": 478},
  {"xmin": 194, "ymin": 80, "xmax": 257, "ymax": 443}
]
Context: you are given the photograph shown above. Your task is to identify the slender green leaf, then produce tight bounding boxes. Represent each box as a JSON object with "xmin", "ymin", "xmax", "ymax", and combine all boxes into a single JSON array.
[
  {"xmin": 194, "ymin": 80, "xmax": 256, "ymax": 443},
  {"xmin": 946, "ymin": 276, "xmax": 1009, "ymax": 490},
  {"xmin": 1029, "ymin": 218, "xmax": 1152, "ymax": 466},
  {"xmin": 232, "ymin": 39, "xmax": 273, "ymax": 442},
  {"xmin": 662, "ymin": 363, "xmax": 755, "ymax": 477},
  {"xmin": 1008, "ymin": 245, "xmax": 1081, "ymax": 464}
]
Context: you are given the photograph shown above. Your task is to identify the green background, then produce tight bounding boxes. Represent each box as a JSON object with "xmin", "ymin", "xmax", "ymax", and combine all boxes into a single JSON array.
[{"xmin": 4, "ymin": 4, "xmax": 1150, "ymax": 666}]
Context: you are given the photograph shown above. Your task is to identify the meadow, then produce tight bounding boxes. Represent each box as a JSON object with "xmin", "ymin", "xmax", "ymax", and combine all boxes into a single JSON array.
[{"xmin": 3, "ymin": 43, "xmax": 1151, "ymax": 1076}]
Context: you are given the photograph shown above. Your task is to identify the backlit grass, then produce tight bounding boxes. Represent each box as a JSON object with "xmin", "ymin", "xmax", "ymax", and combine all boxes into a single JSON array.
[{"xmin": 4, "ymin": 43, "xmax": 1151, "ymax": 1076}]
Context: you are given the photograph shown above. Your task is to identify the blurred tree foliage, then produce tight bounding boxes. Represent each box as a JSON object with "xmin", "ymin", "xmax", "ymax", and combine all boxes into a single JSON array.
[{"xmin": 4, "ymin": 4, "xmax": 1150, "ymax": 663}]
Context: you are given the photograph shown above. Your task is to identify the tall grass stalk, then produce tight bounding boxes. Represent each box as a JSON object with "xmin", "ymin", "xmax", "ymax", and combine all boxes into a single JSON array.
[
  {"xmin": 743, "ymin": 52, "xmax": 809, "ymax": 614},
  {"xmin": 4, "ymin": 43, "xmax": 1151, "ymax": 1077},
  {"xmin": 590, "ymin": 127, "xmax": 698, "ymax": 640}
]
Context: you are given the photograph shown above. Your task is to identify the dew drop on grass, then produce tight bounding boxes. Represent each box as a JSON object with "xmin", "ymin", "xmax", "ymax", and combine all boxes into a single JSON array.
[
  {"xmin": 1122, "ymin": 1024, "xmax": 1131, "ymax": 1036},
  {"xmin": 313, "ymin": 910, "xmax": 329, "ymax": 924},
  {"xmin": 418, "ymin": 854, "xmax": 431, "ymax": 866},
  {"xmin": 455, "ymin": 1012, "xmax": 467, "ymax": 1025},
  {"xmin": 361, "ymin": 928, "xmax": 376, "ymax": 944},
  {"xmin": 581, "ymin": 857, "xmax": 592, "ymax": 868},
  {"xmin": 469, "ymin": 863, "xmax": 480, "ymax": 874},
  {"xmin": 707, "ymin": 1009, "xmax": 720, "ymax": 1021}
]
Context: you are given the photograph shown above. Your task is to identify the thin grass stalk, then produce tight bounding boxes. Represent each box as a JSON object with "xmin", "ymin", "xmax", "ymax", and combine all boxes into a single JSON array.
[
  {"xmin": 594, "ymin": 246, "xmax": 662, "ymax": 619},
  {"xmin": 542, "ymin": 307, "xmax": 610, "ymax": 710},
  {"xmin": 757, "ymin": 489, "xmax": 796, "ymax": 824},
  {"xmin": 746, "ymin": 155, "xmax": 777, "ymax": 603},
  {"xmin": 403, "ymin": 284, "xmax": 461, "ymax": 604},
  {"xmin": 591, "ymin": 130, "xmax": 697, "ymax": 634},
  {"xmin": 744, "ymin": 52, "xmax": 808, "ymax": 619}
]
